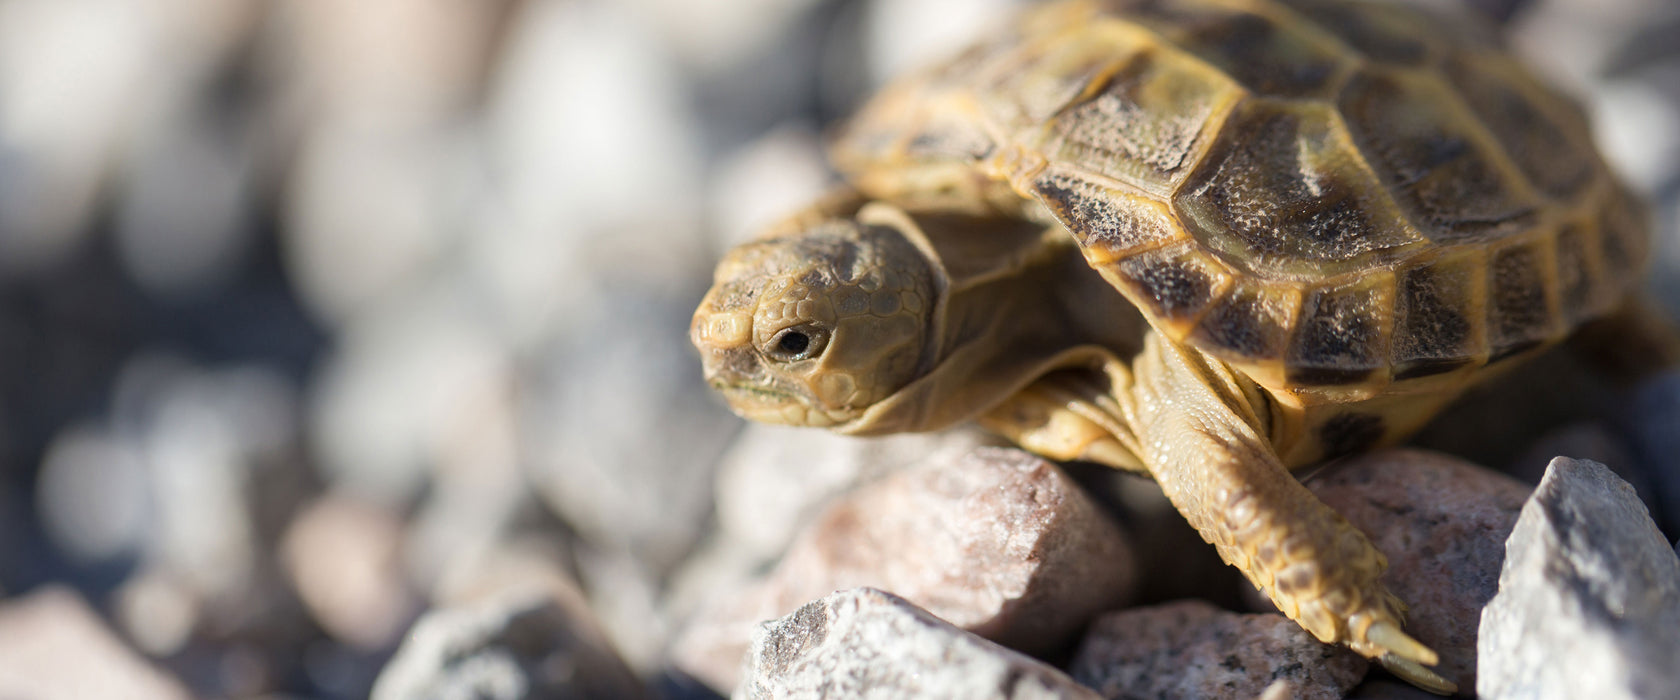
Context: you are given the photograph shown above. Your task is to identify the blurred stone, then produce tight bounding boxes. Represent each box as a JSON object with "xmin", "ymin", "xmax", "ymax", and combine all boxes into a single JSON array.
[
  {"xmin": 280, "ymin": 494, "xmax": 416, "ymax": 650},
  {"xmin": 523, "ymin": 288, "xmax": 737, "ymax": 575},
  {"xmin": 675, "ymin": 447, "xmax": 1135, "ymax": 692},
  {"xmin": 371, "ymin": 588, "xmax": 646, "ymax": 700},
  {"xmin": 1304, "ymin": 449, "xmax": 1531, "ymax": 692},
  {"xmin": 485, "ymin": 0, "xmax": 702, "ymax": 249},
  {"xmin": 619, "ymin": 0, "xmax": 822, "ymax": 73},
  {"xmin": 1590, "ymin": 81, "xmax": 1680, "ymax": 195},
  {"xmin": 862, "ymin": 0, "xmax": 1026, "ymax": 86},
  {"xmin": 0, "ymin": 586, "xmax": 191, "ymax": 700},
  {"xmin": 401, "ymin": 353, "xmax": 531, "ymax": 599},
  {"xmin": 283, "ymin": 122, "xmax": 473, "ymax": 323},
  {"xmin": 124, "ymin": 362, "xmax": 272, "ymax": 602},
  {"xmin": 35, "ymin": 425, "xmax": 151, "ymax": 563},
  {"xmin": 115, "ymin": 568, "xmax": 200, "ymax": 657},
  {"xmin": 1478, "ymin": 458, "xmax": 1680, "ymax": 699},
  {"xmin": 572, "ymin": 544, "xmax": 671, "ymax": 675},
  {"xmin": 428, "ymin": 534, "xmax": 577, "ymax": 610},
  {"xmin": 309, "ymin": 300, "xmax": 512, "ymax": 506},
  {"xmin": 114, "ymin": 90, "xmax": 258, "ymax": 298},
  {"xmin": 273, "ymin": 0, "xmax": 509, "ymax": 126},
  {"xmin": 1626, "ymin": 370, "xmax": 1680, "ymax": 536},
  {"xmin": 0, "ymin": 1, "xmax": 160, "ymax": 275},
  {"xmin": 707, "ymin": 124, "xmax": 833, "ymax": 249},
  {"xmin": 738, "ymin": 588, "xmax": 1101, "ymax": 700},
  {"xmin": 1069, "ymin": 600, "xmax": 1365, "ymax": 700}
]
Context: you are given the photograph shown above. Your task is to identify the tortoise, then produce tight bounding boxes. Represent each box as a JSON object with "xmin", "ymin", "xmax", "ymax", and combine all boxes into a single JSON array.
[{"xmin": 690, "ymin": 0, "xmax": 1666, "ymax": 692}]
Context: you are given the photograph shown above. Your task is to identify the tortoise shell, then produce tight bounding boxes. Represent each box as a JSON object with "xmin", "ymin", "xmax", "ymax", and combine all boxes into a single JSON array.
[{"xmin": 832, "ymin": 0, "xmax": 1648, "ymax": 394}]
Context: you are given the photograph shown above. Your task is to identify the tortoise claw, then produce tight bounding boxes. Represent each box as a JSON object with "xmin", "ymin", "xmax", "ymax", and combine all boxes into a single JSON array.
[
  {"xmin": 1367, "ymin": 621, "xmax": 1438, "ymax": 667},
  {"xmin": 1379, "ymin": 653, "xmax": 1458, "ymax": 696}
]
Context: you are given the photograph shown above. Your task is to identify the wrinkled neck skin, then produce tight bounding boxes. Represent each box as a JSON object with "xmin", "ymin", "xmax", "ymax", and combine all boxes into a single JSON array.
[{"xmin": 838, "ymin": 205, "xmax": 1151, "ymax": 435}]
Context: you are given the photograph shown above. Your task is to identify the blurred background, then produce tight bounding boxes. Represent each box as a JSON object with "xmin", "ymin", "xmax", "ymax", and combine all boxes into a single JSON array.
[{"xmin": 0, "ymin": 0, "xmax": 1675, "ymax": 698}]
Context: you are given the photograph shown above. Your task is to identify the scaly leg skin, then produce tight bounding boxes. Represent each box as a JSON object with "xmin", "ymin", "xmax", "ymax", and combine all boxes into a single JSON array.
[{"xmin": 983, "ymin": 335, "xmax": 1456, "ymax": 695}]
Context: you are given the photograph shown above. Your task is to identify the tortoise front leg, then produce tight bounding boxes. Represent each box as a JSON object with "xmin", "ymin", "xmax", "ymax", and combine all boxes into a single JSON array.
[{"xmin": 1128, "ymin": 334, "xmax": 1455, "ymax": 693}]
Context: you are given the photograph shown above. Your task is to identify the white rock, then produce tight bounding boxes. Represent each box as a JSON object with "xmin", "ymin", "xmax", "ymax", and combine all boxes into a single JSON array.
[
  {"xmin": 1477, "ymin": 457, "xmax": 1680, "ymax": 700},
  {"xmin": 308, "ymin": 299, "xmax": 512, "ymax": 506},
  {"xmin": 707, "ymin": 124, "xmax": 834, "ymax": 249},
  {"xmin": 863, "ymin": 0, "xmax": 1026, "ymax": 86},
  {"xmin": 737, "ymin": 588, "xmax": 1102, "ymax": 700}
]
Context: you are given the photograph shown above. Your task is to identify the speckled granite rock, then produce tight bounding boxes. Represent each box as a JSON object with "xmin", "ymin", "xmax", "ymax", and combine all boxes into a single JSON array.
[
  {"xmin": 1478, "ymin": 457, "xmax": 1680, "ymax": 700},
  {"xmin": 1306, "ymin": 449, "xmax": 1531, "ymax": 693},
  {"xmin": 1068, "ymin": 600, "xmax": 1365, "ymax": 700},
  {"xmin": 372, "ymin": 588, "xmax": 646, "ymax": 700},
  {"xmin": 675, "ymin": 447, "xmax": 1136, "ymax": 692},
  {"xmin": 737, "ymin": 588, "xmax": 1101, "ymax": 700}
]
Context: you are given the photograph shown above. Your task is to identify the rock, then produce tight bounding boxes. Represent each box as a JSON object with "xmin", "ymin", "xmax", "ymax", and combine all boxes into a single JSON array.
[
  {"xmin": 711, "ymin": 423, "xmax": 1002, "ymax": 561},
  {"xmin": 674, "ymin": 447, "xmax": 1135, "ymax": 692},
  {"xmin": 1068, "ymin": 600, "xmax": 1366, "ymax": 700},
  {"xmin": 372, "ymin": 587, "xmax": 646, "ymax": 700},
  {"xmin": 113, "ymin": 88, "xmax": 259, "ymax": 298},
  {"xmin": 522, "ymin": 285, "xmax": 739, "ymax": 576},
  {"xmin": 1304, "ymin": 449, "xmax": 1531, "ymax": 692},
  {"xmin": 862, "ymin": 0, "xmax": 1025, "ymax": 86},
  {"xmin": 279, "ymin": 494, "xmax": 417, "ymax": 649},
  {"xmin": 737, "ymin": 588, "xmax": 1101, "ymax": 700},
  {"xmin": 1477, "ymin": 457, "xmax": 1680, "ymax": 700},
  {"xmin": 0, "ymin": 586, "xmax": 192, "ymax": 700}
]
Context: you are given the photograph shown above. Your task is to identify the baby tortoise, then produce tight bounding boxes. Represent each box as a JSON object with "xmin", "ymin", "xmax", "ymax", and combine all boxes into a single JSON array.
[{"xmin": 692, "ymin": 0, "xmax": 1666, "ymax": 693}]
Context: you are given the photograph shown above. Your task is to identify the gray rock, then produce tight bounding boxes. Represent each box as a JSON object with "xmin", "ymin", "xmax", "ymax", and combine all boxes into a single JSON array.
[
  {"xmin": 372, "ymin": 588, "xmax": 646, "ymax": 700},
  {"xmin": 675, "ymin": 447, "xmax": 1135, "ymax": 692},
  {"xmin": 0, "ymin": 587, "xmax": 192, "ymax": 700},
  {"xmin": 1307, "ymin": 448, "xmax": 1531, "ymax": 692},
  {"xmin": 737, "ymin": 588, "xmax": 1101, "ymax": 700},
  {"xmin": 1477, "ymin": 457, "xmax": 1680, "ymax": 700},
  {"xmin": 1068, "ymin": 600, "xmax": 1366, "ymax": 700}
]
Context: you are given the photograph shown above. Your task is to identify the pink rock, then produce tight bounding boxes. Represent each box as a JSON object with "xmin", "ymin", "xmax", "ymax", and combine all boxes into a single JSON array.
[
  {"xmin": 674, "ymin": 447, "xmax": 1137, "ymax": 692},
  {"xmin": 0, "ymin": 587, "xmax": 192, "ymax": 700},
  {"xmin": 1306, "ymin": 448, "xmax": 1532, "ymax": 694},
  {"xmin": 1069, "ymin": 599, "xmax": 1366, "ymax": 700}
]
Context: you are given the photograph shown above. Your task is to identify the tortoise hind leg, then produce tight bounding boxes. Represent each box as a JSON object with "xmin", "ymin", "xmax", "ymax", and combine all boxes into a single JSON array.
[{"xmin": 1126, "ymin": 334, "xmax": 1455, "ymax": 694}]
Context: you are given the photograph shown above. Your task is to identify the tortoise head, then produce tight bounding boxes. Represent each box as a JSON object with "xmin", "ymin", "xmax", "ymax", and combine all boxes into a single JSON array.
[{"xmin": 691, "ymin": 217, "xmax": 938, "ymax": 428}]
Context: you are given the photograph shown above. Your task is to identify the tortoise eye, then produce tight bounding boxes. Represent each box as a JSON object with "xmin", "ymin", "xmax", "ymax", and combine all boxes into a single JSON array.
[{"xmin": 766, "ymin": 325, "xmax": 829, "ymax": 361}]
